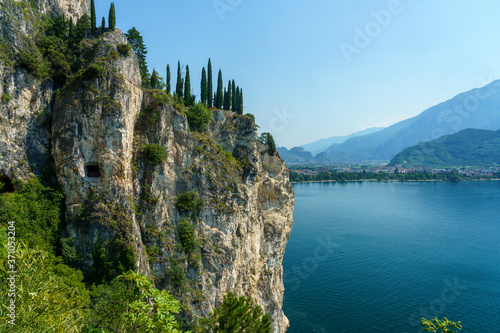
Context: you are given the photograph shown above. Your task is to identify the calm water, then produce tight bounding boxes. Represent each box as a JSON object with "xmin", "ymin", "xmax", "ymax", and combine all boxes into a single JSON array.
[{"xmin": 283, "ymin": 181, "xmax": 500, "ymax": 333}]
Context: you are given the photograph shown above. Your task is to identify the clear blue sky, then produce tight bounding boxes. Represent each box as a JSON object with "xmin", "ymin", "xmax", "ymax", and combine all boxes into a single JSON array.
[{"xmin": 95, "ymin": 0, "xmax": 500, "ymax": 148}]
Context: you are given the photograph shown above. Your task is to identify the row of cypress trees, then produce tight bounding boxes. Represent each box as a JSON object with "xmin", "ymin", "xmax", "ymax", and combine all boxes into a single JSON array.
[
  {"xmin": 169, "ymin": 58, "xmax": 244, "ymax": 113},
  {"xmin": 98, "ymin": 1, "xmax": 245, "ymax": 113},
  {"xmin": 90, "ymin": 0, "xmax": 116, "ymax": 34}
]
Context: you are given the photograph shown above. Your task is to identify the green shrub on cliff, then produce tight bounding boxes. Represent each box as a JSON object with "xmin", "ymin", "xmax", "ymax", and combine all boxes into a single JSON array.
[
  {"xmin": 175, "ymin": 191, "xmax": 203, "ymax": 217},
  {"xmin": 177, "ymin": 218, "xmax": 198, "ymax": 255},
  {"xmin": 186, "ymin": 102, "xmax": 212, "ymax": 132},
  {"xmin": 84, "ymin": 271, "xmax": 183, "ymax": 332},
  {"xmin": 0, "ymin": 177, "xmax": 63, "ymax": 253},
  {"xmin": 198, "ymin": 291, "xmax": 272, "ymax": 333},
  {"xmin": 144, "ymin": 143, "xmax": 168, "ymax": 165}
]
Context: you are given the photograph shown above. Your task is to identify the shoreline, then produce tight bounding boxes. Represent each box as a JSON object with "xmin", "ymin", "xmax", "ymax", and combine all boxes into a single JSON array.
[{"xmin": 291, "ymin": 178, "xmax": 500, "ymax": 184}]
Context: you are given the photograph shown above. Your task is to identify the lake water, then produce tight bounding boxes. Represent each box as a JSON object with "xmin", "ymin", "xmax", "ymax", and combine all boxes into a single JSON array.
[{"xmin": 283, "ymin": 181, "xmax": 500, "ymax": 333}]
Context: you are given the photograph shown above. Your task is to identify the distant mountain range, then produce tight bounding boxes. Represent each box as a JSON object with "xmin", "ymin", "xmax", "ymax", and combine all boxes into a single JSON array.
[
  {"xmin": 324, "ymin": 80, "xmax": 500, "ymax": 161},
  {"xmin": 300, "ymin": 127, "xmax": 384, "ymax": 156},
  {"xmin": 279, "ymin": 80, "xmax": 500, "ymax": 165},
  {"xmin": 389, "ymin": 128, "xmax": 500, "ymax": 167}
]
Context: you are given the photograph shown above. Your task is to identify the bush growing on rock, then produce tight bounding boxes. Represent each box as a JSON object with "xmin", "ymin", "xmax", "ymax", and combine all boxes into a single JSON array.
[
  {"xmin": 144, "ymin": 143, "xmax": 168, "ymax": 165},
  {"xmin": 177, "ymin": 218, "xmax": 198, "ymax": 255},
  {"xmin": 186, "ymin": 102, "xmax": 212, "ymax": 132},
  {"xmin": 175, "ymin": 191, "xmax": 203, "ymax": 217}
]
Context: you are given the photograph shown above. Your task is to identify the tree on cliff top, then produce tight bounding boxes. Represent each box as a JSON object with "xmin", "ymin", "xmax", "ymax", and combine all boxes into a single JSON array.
[
  {"xmin": 108, "ymin": 3, "xmax": 116, "ymax": 31},
  {"xmin": 125, "ymin": 27, "xmax": 149, "ymax": 87},
  {"xmin": 90, "ymin": 0, "xmax": 96, "ymax": 34}
]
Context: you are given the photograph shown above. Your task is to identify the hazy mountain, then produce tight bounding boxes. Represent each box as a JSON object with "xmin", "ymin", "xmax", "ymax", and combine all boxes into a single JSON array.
[
  {"xmin": 300, "ymin": 127, "xmax": 384, "ymax": 155},
  {"xmin": 389, "ymin": 128, "xmax": 500, "ymax": 167},
  {"xmin": 325, "ymin": 80, "xmax": 500, "ymax": 161},
  {"xmin": 277, "ymin": 147, "xmax": 314, "ymax": 164}
]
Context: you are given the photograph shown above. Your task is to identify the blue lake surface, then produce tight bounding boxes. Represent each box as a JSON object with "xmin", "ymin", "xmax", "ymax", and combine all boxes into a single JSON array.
[{"xmin": 283, "ymin": 181, "xmax": 500, "ymax": 333}]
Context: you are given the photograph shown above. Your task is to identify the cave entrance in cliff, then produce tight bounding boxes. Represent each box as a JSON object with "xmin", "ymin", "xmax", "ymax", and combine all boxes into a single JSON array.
[
  {"xmin": 0, "ymin": 174, "xmax": 14, "ymax": 193},
  {"xmin": 86, "ymin": 164, "xmax": 101, "ymax": 178}
]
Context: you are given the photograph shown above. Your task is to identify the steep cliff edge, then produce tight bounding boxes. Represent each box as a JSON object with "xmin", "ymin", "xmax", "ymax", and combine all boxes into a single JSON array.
[{"xmin": 0, "ymin": 1, "xmax": 294, "ymax": 332}]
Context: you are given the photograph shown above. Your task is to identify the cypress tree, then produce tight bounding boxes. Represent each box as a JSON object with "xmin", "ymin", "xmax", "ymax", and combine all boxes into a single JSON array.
[
  {"xmin": 166, "ymin": 64, "xmax": 171, "ymax": 94},
  {"xmin": 150, "ymin": 69, "xmax": 159, "ymax": 89},
  {"xmin": 90, "ymin": 0, "xmax": 96, "ymax": 34},
  {"xmin": 101, "ymin": 17, "xmax": 105, "ymax": 34},
  {"xmin": 207, "ymin": 59, "xmax": 213, "ymax": 107},
  {"xmin": 200, "ymin": 67, "xmax": 207, "ymax": 105},
  {"xmin": 238, "ymin": 88, "xmax": 243, "ymax": 115},
  {"xmin": 231, "ymin": 79, "xmax": 236, "ymax": 111},
  {"xmin": 227, "ymin": 80, "xmax": 232, "ymax": 111},
  {"xmin": 175, "ymin": 60, "xmax": 183, "ymax": 98},
  {"xmin": 215, "ymin": 69, "xmax": 223, "ymax": 109},
  {"xmin": 223, "ymin": 87, "xmax": 228, "ymax": 110},
  {"xmin": 234, "ymin": 86, "xmax": 240, "ymax": 114},
  {"xmin": 108, "ymin": 3, "xmax": 116, "ymax": 31},
  {"xmin": 184, "ymin": 65, "xmax": 192, "ymax": 106}
]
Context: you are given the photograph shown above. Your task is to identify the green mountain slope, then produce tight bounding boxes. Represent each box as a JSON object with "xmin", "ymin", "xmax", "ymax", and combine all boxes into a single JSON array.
[{"xmin": 389, "ymin": 128, "xmax": 500, "ymax": 167}]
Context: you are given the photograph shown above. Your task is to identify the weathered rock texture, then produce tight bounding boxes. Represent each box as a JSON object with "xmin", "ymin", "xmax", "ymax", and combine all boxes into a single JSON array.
[{"xmin": 0, "ymin": 0, "xmax": 294, "ymax": 332}]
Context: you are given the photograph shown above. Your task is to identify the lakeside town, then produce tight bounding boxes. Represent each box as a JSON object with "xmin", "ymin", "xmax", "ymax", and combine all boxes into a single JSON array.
[{"xmin": 290, "ymin": 163, "xmax": 500, "ymax": 182}]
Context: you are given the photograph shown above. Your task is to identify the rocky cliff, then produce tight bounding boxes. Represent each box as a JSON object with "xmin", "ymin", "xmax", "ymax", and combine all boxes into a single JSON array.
[{"xmin": 0, "ymin": 0, "xmax": 294, "ymax": 331}]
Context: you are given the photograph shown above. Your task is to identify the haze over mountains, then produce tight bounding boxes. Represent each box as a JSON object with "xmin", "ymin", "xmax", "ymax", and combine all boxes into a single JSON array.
[
  {"xmin": 281, "ymin": 80, "xmax": 500, "ymax": 164},
  {"xmin": 300, "ymin": 127, "xmax": 385, "ymax": 156}
]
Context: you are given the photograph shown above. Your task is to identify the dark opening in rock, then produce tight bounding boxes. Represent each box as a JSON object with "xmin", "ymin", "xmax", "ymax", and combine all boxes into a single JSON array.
[
  {"xmin": 86, "ymin": 165, "xmax": 101, "ymax": 178},
  {"xmin": 0, "ymin": 174, "xmax": 14, "ymax": 193}
]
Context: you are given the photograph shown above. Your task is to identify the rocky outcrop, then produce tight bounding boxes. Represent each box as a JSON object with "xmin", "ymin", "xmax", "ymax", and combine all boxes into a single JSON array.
[{"xmin": 0, "ymin": 0, "xmax": 294, "ymax": 332}]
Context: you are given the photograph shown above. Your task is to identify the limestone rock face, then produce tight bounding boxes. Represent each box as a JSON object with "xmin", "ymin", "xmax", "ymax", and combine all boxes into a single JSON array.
[
  {"xmin": 0, "ymin": 0, "xmax": 294, "ymax": 332},
  {"xmin": 134, "ymin": 97, "xmax": 294, "ymax": 331}
]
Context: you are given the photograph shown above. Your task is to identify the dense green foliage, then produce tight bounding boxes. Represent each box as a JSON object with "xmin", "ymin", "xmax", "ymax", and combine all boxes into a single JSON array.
[
  {"xmin": 259, "ymin": 133, "xmax": 277, "ymax": 156},
  {"xmin": 84, "ymin": 271, "xmax": 183, "ymax": 332},
  {"xmin": 126, "ymin": 27, "xmax": 149, "ymax": 87},
  {"xmin": 198, "ymin": 291, "xmax": 272, "ymax": 333},
  {"xmin": 421, "ymin": 317, "xmax": 462, "ymax": 333},
  {"xmin": 177, "ymin": 218, "xmax": 198, "ymax": 255},
  {"xmin": 390, "ymin": 129, "xmax": 500, "ymax": 167},
  {"xmin": 207, "ymin": 58, "xmax": 213, "ymax": 107},
  {"xmin": 186, "ymin": 102, "xmax": 212, "ymax": 132},
  {"xmin": 175, "ymin": 191, "xmax": 203, "ymax": 217},
  {"xmin": 144, "ymin": 143, "xmax": 168, "ymax": 165},
  {"xmin": 0, "ymin": 177, "xmax": 63, "ymax": 253},
  {"xmin": 108, "ymin": 2, "xmax": 116, "ymax": 31},
  {"xmin": 150, "ymin": 69, "xmax": 165, "ymax": 90},
  {"xmin": 117, "ymin": 43, "xmax": 132, "ymax": 57},
  {"xmin": 0, "ymin": 244, "xmax": 89, "ymax": 332}
]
